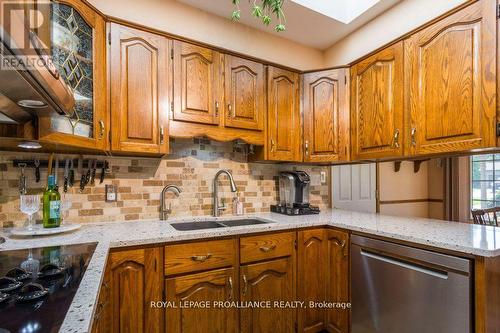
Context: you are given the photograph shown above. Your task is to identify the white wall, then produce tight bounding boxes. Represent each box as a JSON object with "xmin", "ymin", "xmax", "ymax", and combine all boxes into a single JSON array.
[
  {"xmin": 88, "ymin": 0, "xmax": 324, "ymax": 70},
  {"xmin": 323, "ymin": 0, "xmax": 468, "ymax": 67}
]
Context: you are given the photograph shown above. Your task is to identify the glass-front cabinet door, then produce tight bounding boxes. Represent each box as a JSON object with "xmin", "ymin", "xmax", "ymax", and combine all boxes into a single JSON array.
[{"xmin": 38, "ymin": 0, "xmax": 107, "ymax": 151}]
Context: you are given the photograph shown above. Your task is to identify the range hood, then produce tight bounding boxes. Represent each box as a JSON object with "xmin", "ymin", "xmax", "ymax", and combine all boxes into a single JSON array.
[{"xmin": 0, "ymin": 4, "xmax": 75, "ymax": 125}]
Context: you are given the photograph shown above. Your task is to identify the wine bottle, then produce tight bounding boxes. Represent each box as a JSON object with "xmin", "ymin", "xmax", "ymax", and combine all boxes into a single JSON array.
[{"xmin": 43, "ymin": 175, "xmax": 61, "ymax": 228}]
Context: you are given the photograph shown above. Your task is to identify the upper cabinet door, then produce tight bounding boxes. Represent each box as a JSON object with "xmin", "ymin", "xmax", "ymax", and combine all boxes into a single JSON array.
[
  {"xmin": 405, "ymin": 1, "xmax": 496, "ymax": 156},
  {"xmin": 224, "ymin": 56, "xmax": 265, "ymax": 131},
  {"xmin": 267, "ymin": 67, "xmax": 301, "ymax": 162},
  {"xmin": 172, "ymin": 41, "xmax": 222, "ymax": 125},
  {"xmin": 303, "ymin": 69, "xmax": 350, "ymax": 163},
  {"xmin": 350, "ymin": 42, "xmax": 404, "ymax": 160},
  {"xmin": 109, "ymin": 23, "xmax": 169, "ymax": 154},
  {"xmin": 38, "ymin": 0, "xmax": 107, "ymax": 151}
]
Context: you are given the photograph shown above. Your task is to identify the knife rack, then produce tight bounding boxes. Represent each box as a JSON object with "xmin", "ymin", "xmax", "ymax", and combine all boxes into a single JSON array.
[{"xmin": 13, "ymin": 159, "xmax": 109, "ymax": 170}]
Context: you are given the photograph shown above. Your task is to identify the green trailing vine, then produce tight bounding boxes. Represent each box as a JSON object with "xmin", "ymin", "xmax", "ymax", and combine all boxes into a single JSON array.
[{"xmin": 231, "ymin": 0, "xmax": 286, "ymax": 32}]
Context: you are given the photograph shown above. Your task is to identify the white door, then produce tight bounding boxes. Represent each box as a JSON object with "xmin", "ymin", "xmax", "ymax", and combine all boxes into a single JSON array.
[{"xmin": 332, "ymin": 163, "xmax": 377, "ymax": 213}]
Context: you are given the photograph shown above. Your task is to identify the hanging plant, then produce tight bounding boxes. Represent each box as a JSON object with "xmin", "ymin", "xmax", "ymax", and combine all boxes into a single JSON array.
[{"xmin": 231, "ymin": 0, "xmax": 286, "ymax": 32}]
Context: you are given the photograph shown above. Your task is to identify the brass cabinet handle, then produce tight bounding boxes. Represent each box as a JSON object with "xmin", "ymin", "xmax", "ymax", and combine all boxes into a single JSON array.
[
  {"xmin": 159, "ymin": 126, "xmax": 164, "ymax": 144},
  {"xmin": 191, "ymin": 254, "xmax": 212, "ymax": 262},
  {"xmin": 304, "ymin": 140, "xmax": 309, "ymax": 155},
  {"xmin": 411, "ymin": 127, "xmax": 417, "ymax": 147},
  {"xmin": 393, "ymin": 129, "xmax": 400, "ymax": 148},
  {"xmin": 242, "ymin": 274, "xmax": 248, "ymax": 296},
  {"xmin": 99, "ymin": 120, "xmax": 105, "ymax": 139},
  {"xmin": 259, "ymin": 245, "xmax": 277, "ymax": 253},
  {"xmin": 215, "ymin": 101, "xmax": 219, "ymax": 116},
  {"xmin": 330, "ymin": 237, "xmax": 348, "ymax": 257},
  {"xmin": 227, "ymin": 104, "xmax": 233, "ymax": 118},
  {"xmin": 228, "ymin": 276, "xmax": 233, "ymax": 300},
  {"xmin": 270, "ymin": 138, "xmax": 276, "ymax": 152}
]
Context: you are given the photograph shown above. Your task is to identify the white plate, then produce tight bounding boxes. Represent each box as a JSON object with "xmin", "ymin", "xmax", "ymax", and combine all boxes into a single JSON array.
[{"xmin": 10, "ymin": 224, "xmax": 82, "ymax": 237}]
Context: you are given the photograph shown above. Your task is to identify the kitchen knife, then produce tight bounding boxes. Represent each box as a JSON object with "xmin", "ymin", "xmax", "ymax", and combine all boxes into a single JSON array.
[
  {"xmin": 79, "ymin": 158, "xmax": 87, "ymax": 193},
  {"xmin": 54, "ymin": 157, "xmax": 59, "ymax": 186},
  {"xmin": 99, "ymin": 161, "xmax": 106, "ymax": 184},
  {"xmin": 90, "ymin": 159, "xmax": 97, "ymax": 185},
  {"xmin": 34, "ymin": 159, "xmax": 40, "ymax": 183},
  {"xmin": 63, "ymin": 159, "xmax": 70, "ymax": 193},
  {"xmin": 68, "ymin": 159, "xmax": 75, "ymax": 187}
]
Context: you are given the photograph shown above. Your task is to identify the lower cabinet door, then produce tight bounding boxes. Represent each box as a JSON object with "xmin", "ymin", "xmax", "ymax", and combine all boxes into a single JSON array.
[
  {"xmin": 326, "ymin": 229, "xmax": 350, "ymax": 333},
  {"xmin": 109, "ymin": 247, "xmax": 163, "ymax": 333},
  {"xmin": 240, "ymin": 257, "xmax": 295, "ymax": 333},
  {"xmin": 297, "ymin": 229, "xmax": 327, "ymax": 333},
  {"xmin": 165, "ymin": 267, "xmax": 238, "ymax": 333}
]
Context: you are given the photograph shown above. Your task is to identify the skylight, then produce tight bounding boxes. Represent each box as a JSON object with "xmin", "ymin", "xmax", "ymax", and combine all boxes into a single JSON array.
[{"xmin": 291, "ymin": 0, "xmax": 381, "ymax": 24}]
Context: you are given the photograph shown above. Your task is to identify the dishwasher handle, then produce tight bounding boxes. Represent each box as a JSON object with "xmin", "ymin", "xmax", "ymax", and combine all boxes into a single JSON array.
[{"xmin": 360, "ymin": 249, "xmax": 449, "ymax": 279}]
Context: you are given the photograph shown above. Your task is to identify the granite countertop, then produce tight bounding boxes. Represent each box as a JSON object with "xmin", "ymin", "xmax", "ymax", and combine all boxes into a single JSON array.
[{"xmin": 1, "ymin": 209, "xmax": 500, "ymax": 332}]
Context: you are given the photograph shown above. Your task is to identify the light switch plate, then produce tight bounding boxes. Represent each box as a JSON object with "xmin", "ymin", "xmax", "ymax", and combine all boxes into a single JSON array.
[{"xmin": 105, "ymin": 184, "xmax": 117, "ymax": 202}]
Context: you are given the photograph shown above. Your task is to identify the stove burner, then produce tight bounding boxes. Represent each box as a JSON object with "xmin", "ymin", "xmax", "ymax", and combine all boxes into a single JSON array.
[
  {"xmin": 38, "ymin": 264, "xmax": 65, "ymax": 279},
  {"xmin": 15, "ymin": 283, "xmax": 48, "ymax": 303},
  {"xmin": 6, "ymin": 267, "xmax": 30, "ymax": 281},
  {"xmin": 0, "ymin": 277, "xmax": 22, "ymax": 293}
]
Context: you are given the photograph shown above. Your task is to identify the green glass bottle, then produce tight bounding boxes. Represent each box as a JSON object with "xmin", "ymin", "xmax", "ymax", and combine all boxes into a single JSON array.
[{"xmin": 43, "ymin": 175, "xmax": 61, "ymax": 228}]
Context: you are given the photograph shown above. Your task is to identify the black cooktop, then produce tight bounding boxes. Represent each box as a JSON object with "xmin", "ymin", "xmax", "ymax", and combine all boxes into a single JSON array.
[{"xmin": 0, "ymin": 243, "xmax": 97, "ymax": 333}]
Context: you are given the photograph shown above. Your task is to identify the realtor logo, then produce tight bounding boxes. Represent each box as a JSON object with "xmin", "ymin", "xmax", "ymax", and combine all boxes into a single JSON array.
[{"xmin": 0, "ymin": 0, "xmax": 58, "ymax": 75}]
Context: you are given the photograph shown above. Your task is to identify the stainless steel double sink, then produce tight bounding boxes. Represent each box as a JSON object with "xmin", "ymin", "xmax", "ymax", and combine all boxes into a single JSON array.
[{"xmin": 169, "ymin": 219, "xmax": 270, "ymax": 231}]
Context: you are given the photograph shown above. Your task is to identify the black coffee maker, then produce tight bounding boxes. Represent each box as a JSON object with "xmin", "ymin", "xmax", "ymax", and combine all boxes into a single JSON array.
[{"xmin": 271, "ymin": 171, "xmax": 320, "ymax": 216}]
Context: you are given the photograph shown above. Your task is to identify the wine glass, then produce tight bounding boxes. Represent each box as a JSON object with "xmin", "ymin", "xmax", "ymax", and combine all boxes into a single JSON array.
[{"xmin": 20, "ymin": 195, "xmax": 40, "ymax": 231}]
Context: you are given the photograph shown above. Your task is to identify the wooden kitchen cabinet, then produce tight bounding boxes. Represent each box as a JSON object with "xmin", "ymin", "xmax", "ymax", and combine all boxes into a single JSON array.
[
  {"xmin": 108, "ymin": 247, "xmax": 163, "ymax": 333},
  {"xmin": 240, "ymin": 257, "xmax": 295, "ymax": 333},
  {"xmin": 109, "ymin": 23, "xmax": 170, "ymax": 155},
  {"xmin": 224, "ymin": 56, "xmax": 265, "ymax": 131},
  {"xmin": 350, "ymin": 41, "xmax": 404, "ymax": 160},
  {"xmin": 297, "ymin": 229, "xmax": 327, "ymax": 333},
  {"xmin": 303, "ymin": 69, "xmax": 350, "ymax": 162},
  {"xmin": 405, "ymin": 0, "xmax": 496, "ymax": 156},
  {"xmin": 91, "ymin": 267, "xmax": 111, "ymax": 333},
  {"xmin": 172, "ymin": 41, "xmax": 223, "ymax": 125},
  {"xmin": 266, "ymin": 67, "xmax": 302, "ymax": 162},
  {"xmin": 166, "ymin": 267, "xmax": 238, "ymax": 333},
  {"xmin": 325, "ymin": 229, "xmax": 350, "ymax": 333},
  {"xmin": 38, "ymin": 0, "xmax": 107, "ymax": 151}
]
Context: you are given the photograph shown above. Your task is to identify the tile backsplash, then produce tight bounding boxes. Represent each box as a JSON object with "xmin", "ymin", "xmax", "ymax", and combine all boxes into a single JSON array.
[{"xmin": 0, "ymin": 139, "xmax": 330, "ymax": 228}]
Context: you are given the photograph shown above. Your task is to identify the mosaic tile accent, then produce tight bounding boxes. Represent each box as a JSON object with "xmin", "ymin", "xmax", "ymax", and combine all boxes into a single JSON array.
[
  {"xmin": 50, "ymin": 2, "xmax": 94, "ymax": 137},
  {"xmin": 0, "ymin": 139, "xmax": 331, "ymax": 228}
]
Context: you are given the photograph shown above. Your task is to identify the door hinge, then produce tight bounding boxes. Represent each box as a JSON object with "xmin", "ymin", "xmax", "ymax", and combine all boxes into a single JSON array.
[
  {"xmin": 170, "ymin": 101, "xmax": 174, "ymax": 119},
  {"xmin": 108, "ymin": 32, "xmax": 111, "ymax": 45},
  {"xmin": 344, "ymin": 75, "xmax": 347, "ymax": 85},
  {"xmin": 170, "ymin": 48, "xmax": 174, "ymax": 59},
  {"xmin": 294, "ymin": 239, "xmax": 298, "ymax": 250},
  {"xmin": 108, "ymin": 130, "xmax": 112, "ymax": 145},
  {"xmin": 496, "ymin": 122, "xmax": 500, "ymax": 137},
  {"xmin": 497, "ymin": 4, "xmax": 500, "ymax": 18}
]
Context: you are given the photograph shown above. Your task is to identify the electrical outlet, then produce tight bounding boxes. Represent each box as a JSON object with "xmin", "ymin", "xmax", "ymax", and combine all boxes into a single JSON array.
[
  {"xmin": 320, "ymin": 171, "xmax": 327, "ymax": 184},
  {"xmin": 105, "ymin": 185, "xmax": 117, "ymax": 202}
]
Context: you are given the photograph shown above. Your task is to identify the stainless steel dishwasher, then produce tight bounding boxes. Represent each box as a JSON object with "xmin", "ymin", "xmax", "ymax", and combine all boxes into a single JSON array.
[{"xmin": 351, "ymin": 234, "xmax": 472, "ymax": 333}]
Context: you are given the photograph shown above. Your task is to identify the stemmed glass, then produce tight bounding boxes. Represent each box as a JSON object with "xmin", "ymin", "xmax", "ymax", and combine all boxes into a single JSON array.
[{"xmin": 20, "ymin": 195, "xmax": 40, "ymax": 231}]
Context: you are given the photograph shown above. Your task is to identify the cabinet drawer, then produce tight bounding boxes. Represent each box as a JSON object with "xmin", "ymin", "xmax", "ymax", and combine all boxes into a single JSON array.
[
  {"xmin": 240, "ymin": 232, "xmax": 295, "ymax": 264},
  {"xmin": 165, "ymin": 239, "xmax": 237, "ymax": 276}
]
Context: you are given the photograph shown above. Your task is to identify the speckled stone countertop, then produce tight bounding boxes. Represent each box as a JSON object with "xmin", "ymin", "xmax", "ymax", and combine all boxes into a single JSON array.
[{"xmin": 1, "ymin": 209, "xmax": 500, "ymax": 332}]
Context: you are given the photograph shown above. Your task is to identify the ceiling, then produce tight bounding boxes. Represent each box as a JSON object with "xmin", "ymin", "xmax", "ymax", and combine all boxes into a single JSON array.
[{"xmin": 176, "ymin": 0, "xmax": 401, "ymax": 50}]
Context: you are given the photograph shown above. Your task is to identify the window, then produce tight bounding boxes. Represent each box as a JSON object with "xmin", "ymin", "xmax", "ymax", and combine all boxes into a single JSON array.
[{"xmin": 470, "ymin": 154, "xmax": 500, "ymax": 209}]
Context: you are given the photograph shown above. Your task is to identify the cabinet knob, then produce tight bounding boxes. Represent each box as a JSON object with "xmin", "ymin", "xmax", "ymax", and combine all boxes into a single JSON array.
[
  {"xmin": 393, "ymin": 129, "xmax": 400, "ymax": 149},
  {"xmin": 259, "ymin": 245, "xmax": 277, "ymax": 253},
  {"xmin": 99, "ymin": 120, "xmax": 105, "ymax": 140},
  {"xmin": 215, "ymin": 101, "xmax": 219, "ymax": 116},
  {"xmin": 227, "ymin": 103, "xmax": 235, "ymax": 118},
  {"xmin": 304, "ymin": 141, "xmax": 309, "ymax": 155},
  {"xmin": 411, "ymin": 127, "xmax": 417, "ymax": 147}
]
